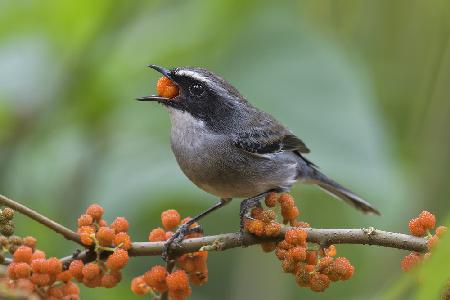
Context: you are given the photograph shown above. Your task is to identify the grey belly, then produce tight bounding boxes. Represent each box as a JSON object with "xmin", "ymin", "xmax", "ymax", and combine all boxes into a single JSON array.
[{"xmin": 171, "ymin": 137, "xmax": 299, "ymax": 199}]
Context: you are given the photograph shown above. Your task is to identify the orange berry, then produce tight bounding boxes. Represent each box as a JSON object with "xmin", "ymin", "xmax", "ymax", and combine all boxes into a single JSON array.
[
  {"xmin": 436, "ymin": 225, "xmax": 448, "ymax": 238},
  {"xmin": 68, "ymin": 260, "xmax": 84, "ymax": 281},
  {"xmin": 47, "ymin": 286, "xmax": 64, "ymax": 298},
  {"xmin": 418, "ymin": 211, "xmax": 436, "ymax": 230},
  {"xmin": 86, "ymin": 204, "xmax": 104, "ymax": 221},
  {"xmin": 148, "ymin": 227, "xmax": 167, "ymax": 242},
  {"xmin": 282, "ymin": 206, "xmax": 299, "ymax": 222},
  {"xmin": 62, "ymin": 281, "xmax": 80, "ymax": 295},
  {"xmin": 114, "ymin": 232, "xmax": 132, "ymax": 250},
  {"xmin": 281, "ymin": 257, "xmax": 296, "ymax": 273},
  {"xmin": 96, "ymin": 226, "xmax": 115, "ymax": 247},
  {"xmin": 427, "ymin": 235, "xmax": 439, "ymax": 250},
  {"xmin": 31, "ymin": 272, "xmax": 50, "ymax": 286},
  {"xmin": 306, "ymin": 251, "xmax": 318, "ymax": 265},
  {"xmin": 277, "ymin": 240, "xmax": 293, "ymax": 250},
  {"xmin": 331, "ymin": 257, "xmax": 354, "ymax": 280},
  {"xmin": 82, "ymin": 273, "xmax": 102, "ymax": 288},
  {"xmin": 295, "ymin": 264, "xmax": 312, "ymax": 287},
  {"xmin": 22, "ymin": 236, "xmax": 37, "ymax": 249},
  {"xmin": 189, "ymin": 269, "xmax": 208, "ymax": 286},
  {"xmin": 79, "ymin": 233, "xmax": 93, "ymax": 246},
  {"xmin": 264, "ymin": 222, "xmax": 282, "ymax": 236},
  {"xmin": 275, "ymin": 248, "xmax": 288, "ymax": 260},
  {"xmin": 401, "ymin": 252, "xmax": 422, "ymax": 272},
  {"xmin": 14, "ymin": 262, "xmax": 32, "ymax": 279},
  {"xmin": 78, "ymin": 226, "xmax": 95, "ymax": 246},
  {"xmin": 324, "ymin": 245, "xmax": 337, "ymax": 257},
  {"xmin": 13, "ymin": 246, "xmax": 33, "ymax": 264},
  {"xmin": 77, "ymin": 214, "xmax": 93, "ymax": 227},
  {"xmin": 291, "ymin": 220, "xmax": 310, "ymax": 228},
  {"xmin": 31, "ymin": 258, "xmax": 46, "ymax": 273},
  {"xmin": 288, "ymin": 246, "xmax": 307, "ymax": 262},
  {"xmin": 261, "ymin": 210, "xmax": 276, "ymax": 223},
  {"xmin": 31, "ymin": 249, "xmax": 46, "ymax": 260},
  {"xmin": 101, "ymin": 273, "xmax": 120, "ymax": 288},
  {"xmin": 278, "ymin": 193, "xmax": 295, "ymax": 207},
  {"xmin": 143, "ymin": 265, "xmax": 168, "ymax": 293},
  {"xmin": 318, "ymin": 256, "xmax": 334, "ymax": 272},
  {"xmin": 245, "ymin": 219, "xmax": 265, "ymax": 236},
  {"xmin": 111, "ymin": 217, "xmax": 129, "ymax": 233},
  {"xmin": 157, "ymin": 76, "xmax": 179, "ymax": 99},
  {"xmin": 47, "ymin": 257, "xmax": 63, "ymax": 275},
  {"xmin": 82, "ymin": 263, "xmax": 101, "ymax": 280},
  {"xmin": 250, "ymin": 207, "xmax": 264, "ymax": 220},
  {"xmin": 166, "ymin": 270, "xmax": 190, "ymax": 292},
  {"xmin": 15, "ymin": 278, "xmax": 35, "ymax": 294},
  {"xmin": 161, "ymin": 209, "xmax": 181, "ymax": 231},
  {"xmin": 57, "ymin": 270, "xmax": 73, "ymax": 282},
  {"xmin": 98, "ymin": 219, "xmax": 108, "ymax": 227},
  {"xmin": 409, "ymin": 218, "xmax": 426, "ymax": 237},
  {"xmin": 265, "ymin": 192, "xmax": 279, "ymax": 207},
  {"xmin": 106, "ymin": 249, "xmax": 129, "ymax": 270},
  {"xmin": 310, "ymin": 273, "xmax": 330, "ymax": 292},
  {"xmin": 285, "ymin": 228, "xmax": 307, "ymax": 246},
  {"xmin": 7, "ymin": 263, "xmax": 17, "ymax": 279},
  {"xmin": 260, "ymin": 242, "xmax": 277, "ymax": 252},
  {"xmin": 131, "ymin": 276, "xmax": 150, "ymax": 296}
]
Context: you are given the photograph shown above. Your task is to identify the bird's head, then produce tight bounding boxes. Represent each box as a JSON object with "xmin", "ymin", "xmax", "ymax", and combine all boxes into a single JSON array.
[{"xmin": 138, "ymin": 65, "xmax": 247, "ymax": 128}]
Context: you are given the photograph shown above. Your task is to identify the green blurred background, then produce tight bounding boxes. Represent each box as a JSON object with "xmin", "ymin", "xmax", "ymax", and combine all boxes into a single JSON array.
[{"xmin": 1, "ymin": 1, "xmax": 449, "ymax": 299}]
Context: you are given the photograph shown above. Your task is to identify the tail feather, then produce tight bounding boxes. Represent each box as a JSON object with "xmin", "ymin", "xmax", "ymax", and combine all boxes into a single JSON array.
[{"xmin": 308, "ymin": 168, "xmax": 380, "ymax": 215}]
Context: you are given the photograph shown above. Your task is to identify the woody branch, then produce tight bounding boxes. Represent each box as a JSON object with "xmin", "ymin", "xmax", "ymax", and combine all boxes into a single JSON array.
[{"xmin": 0, "ymin": 194, "xmax": 427, "ymax": 267}]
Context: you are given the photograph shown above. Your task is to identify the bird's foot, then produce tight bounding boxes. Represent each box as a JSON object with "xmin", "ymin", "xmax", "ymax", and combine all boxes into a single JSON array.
[
  {"xmin": 161, "ymin": 223, "xmax": 203, "ymax": 262},
  {"xmin": 239, "ymin": 194, "xmax": 265, "ymax": 232}
]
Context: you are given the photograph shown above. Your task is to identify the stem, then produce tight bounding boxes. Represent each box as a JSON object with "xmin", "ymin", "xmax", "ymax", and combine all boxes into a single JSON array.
[{"xmin": 0, "ymin": 194, "xmax": 82, "ymax": 246}]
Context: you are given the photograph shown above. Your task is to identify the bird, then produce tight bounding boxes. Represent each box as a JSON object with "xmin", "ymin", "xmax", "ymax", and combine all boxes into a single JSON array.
[{"xmin": 137, "ymin": 65, "xmax": 380, "ymax": 259}]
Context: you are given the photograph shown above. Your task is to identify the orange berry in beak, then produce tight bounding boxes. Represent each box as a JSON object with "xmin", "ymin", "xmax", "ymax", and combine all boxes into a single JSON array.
[{"xmin": 157, "ymin": 76, "xmax": 179, "ymax": 99}]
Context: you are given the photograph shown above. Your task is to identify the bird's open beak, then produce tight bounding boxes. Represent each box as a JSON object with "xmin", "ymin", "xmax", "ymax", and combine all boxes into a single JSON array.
[{"xmin": 136, "ymin": 64, "xmax": 174, "ymax": 102}]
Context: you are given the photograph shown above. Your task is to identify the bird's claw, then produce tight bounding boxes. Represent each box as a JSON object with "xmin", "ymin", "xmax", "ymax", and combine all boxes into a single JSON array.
[
  {"xmin": 162, "ymin": 223, "xmax": 188, "ymax": 261},
  {"xmin": 162, "ymin": 223, "xmax": 202, "ymax": 262},
  {"xmin": 239, "ymin": 195, "xmax": 263, "ymax": 232}
]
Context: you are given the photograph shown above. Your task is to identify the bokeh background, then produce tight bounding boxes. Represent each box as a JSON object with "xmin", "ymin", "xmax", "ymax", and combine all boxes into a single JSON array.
[{"xmin": 1, "ymin": 1, "xmax": 450, "ymax": 299}]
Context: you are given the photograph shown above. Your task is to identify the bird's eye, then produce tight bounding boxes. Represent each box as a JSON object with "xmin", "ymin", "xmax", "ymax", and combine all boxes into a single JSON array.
[{"xmin": 189, "ymin": 83, "xmax": 205, "ymax": 97}]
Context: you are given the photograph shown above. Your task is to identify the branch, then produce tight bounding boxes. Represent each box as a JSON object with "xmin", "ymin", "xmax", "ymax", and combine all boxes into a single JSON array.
[
  {"xmin": 0, "ymin": 194, "xmax": 428, "ymax": 269},
  {"xmin": 0, "ymin": 194, "xmax": 82, "ymax": 246},
  {"xmin": 60, "ymin": 227, "xmax": 427, "ymax": 265}
]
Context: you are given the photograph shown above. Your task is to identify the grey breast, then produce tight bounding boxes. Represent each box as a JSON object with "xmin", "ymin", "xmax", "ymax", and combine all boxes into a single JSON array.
[{"xmin": 168, "ymin": 108, "xmax": 299, "ymax": 199}]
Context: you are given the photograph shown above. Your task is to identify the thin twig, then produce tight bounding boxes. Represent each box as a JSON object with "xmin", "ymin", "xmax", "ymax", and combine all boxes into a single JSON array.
[
  {"xmin": 59, "ymin": 227, "xmax": 427, "ymax": 266},
  {"xmin": 0, "ymin": 194, "xmax": 82, "ymax": 246},
  {"xmin": 161, "ymin": 260, "xmax": 176, "ymax": 300}
]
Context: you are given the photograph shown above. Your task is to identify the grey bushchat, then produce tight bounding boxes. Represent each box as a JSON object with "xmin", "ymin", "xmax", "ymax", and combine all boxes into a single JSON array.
[{"xmin": 138, "ymin": 65, "xmax": 380, "ymax": 260}]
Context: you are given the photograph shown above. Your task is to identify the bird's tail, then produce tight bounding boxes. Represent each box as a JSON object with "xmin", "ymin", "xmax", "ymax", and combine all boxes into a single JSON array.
[{"xmin": 306, "ymin": 167, "xmax": 380, "ymax": 215}]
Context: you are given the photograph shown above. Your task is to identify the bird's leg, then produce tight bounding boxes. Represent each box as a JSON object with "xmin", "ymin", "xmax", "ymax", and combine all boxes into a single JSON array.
[
  {"xmin": 239, "ymin": 192, "xmax": 267, "ymax": 231},
  {"xmin": 162, "ymin": 198, "xmax": 231, "ymax": 262}
]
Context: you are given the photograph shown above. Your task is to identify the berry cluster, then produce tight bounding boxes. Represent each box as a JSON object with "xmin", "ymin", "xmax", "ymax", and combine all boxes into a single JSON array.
[
  {"xmin": 401, "ymin": 211, "xmax": 447, "ymax": 272},
  {"xmin": 0, "ymin": 206, "xmax": 80, "ymax": 300},
  {"xmin": 133, "ymin": 209, "xmax": 208, "ymax": 299},
  {"xmin": 0, "ymin": 206, "xmax": 79, "ymax": 299},
  {"xmin": 74, "ymin": 204, "xmax": 130, "ymax": 288},
  {"xmin": 7, "ymin": 245, "xmax": 80, "ymax": 299},
  {"xmin": 276, "ymin": 228, "xmax": 353, "ymax": 292},
  {"xmin": 245, "ymin": 193, "xmax": 354, "ymax": 293}
]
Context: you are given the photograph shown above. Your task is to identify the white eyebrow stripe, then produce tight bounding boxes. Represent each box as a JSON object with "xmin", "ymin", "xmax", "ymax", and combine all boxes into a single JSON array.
[
  {"xmin": 175, "ymin": 70, "xmax": 211, "ymax": 83},
  {"xmin": 175, "ymin": 69, "xmax": 229, "ymax": 95}
]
